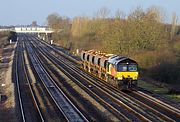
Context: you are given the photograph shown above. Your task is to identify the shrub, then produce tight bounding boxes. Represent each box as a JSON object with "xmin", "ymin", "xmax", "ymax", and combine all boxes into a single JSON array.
[{"xmin": 134, "ymin": 49, "xmax": 179, "ymax": 84}]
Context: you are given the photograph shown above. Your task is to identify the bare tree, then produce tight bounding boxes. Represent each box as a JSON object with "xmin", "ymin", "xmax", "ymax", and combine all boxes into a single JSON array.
[
  {"xmin": 96, "ymin": 7, "xmax": 110, "ymax": 19},
  {"xmin": 47, "ymin": 13, "xmax": 71, "ymax": 48},
  {"xmin": 171, "ymin": 12, "xmax": 178, "ymax": 40},
  {"xmin": 146, "ymin": 6, "xmax": 165, "ymax": 22},
  {"xmin": 31, "ymin": 21, "xmax": 37, "ymax": 27},
  {"xmin": 115, "ymin": 9, "xmax": 126, "ymax": 19},
  {"xmin": 47, "ymin": 13, "xmax": 61, "ymax": 29},
  {"xmin": 128, "ymin": 6, "xmax": 145, "ymax": 20}
]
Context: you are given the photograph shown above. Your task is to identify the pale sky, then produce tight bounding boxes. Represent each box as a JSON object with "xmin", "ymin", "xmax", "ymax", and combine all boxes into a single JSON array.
[{"xmin": 0, "ymin": 0, "xmax": 179, "ymax": 25}]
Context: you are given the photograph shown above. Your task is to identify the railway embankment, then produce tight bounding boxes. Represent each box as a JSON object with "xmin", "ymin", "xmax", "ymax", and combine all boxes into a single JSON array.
[
  {"xmin": 0, "ymin": 38, "xmax": 17, "ymax": 121},
  {"xmin": 139, "ymin": 77, "xmax": 180, "ymax": 102}
]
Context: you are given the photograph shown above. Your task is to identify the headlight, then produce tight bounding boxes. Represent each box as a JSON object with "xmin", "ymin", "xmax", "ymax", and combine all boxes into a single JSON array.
[
  {"xmin": 134, "ymin": 76, "xmax": 137, "ymax": 79},
  {"xmin": 118, "ymin": 76, "xmax": 123, "ymax": 80}
]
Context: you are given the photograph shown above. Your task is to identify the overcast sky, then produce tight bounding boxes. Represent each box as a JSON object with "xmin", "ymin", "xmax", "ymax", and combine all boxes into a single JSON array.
[{"xmin": 0, "ymin": 0, "xmax": 179, "ymax": 25}]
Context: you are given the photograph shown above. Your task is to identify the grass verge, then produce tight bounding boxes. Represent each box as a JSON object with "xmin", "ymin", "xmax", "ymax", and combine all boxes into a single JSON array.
[{"xmin": 138, "ymin": 80, "xmax": 180, "ymax": 102}]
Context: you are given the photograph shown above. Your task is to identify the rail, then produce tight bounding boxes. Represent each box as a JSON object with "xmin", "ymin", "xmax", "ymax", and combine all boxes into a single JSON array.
[{"xmin": 25, "ymin": 41, "xmax": 88, "ymax": 122}]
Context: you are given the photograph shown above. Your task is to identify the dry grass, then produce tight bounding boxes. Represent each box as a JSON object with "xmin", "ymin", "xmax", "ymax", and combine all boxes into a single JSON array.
[
  {"xmin": 0, "ymin": 42, "xmax": 18, "ymax": 122},
  {"xmin": 139, "ymin": 80, "xmax": 180, "ymax": 102}
]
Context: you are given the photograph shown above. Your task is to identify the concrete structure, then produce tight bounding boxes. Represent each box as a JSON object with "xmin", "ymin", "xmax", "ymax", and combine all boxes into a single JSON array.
[
  {"xmin": 13, "ymin": 27, "xmax": 53, "ymax": 33},
  {"xmin": 13, "ymin": 27, "xmax": 54, "ymax": 41},
  {"xmin": 0, "ymin": 26, "xmax": 54, "ymax": 41},
  {"xmin": 0, "ymin": 26, "xmax": 53, "ymax": 34}
]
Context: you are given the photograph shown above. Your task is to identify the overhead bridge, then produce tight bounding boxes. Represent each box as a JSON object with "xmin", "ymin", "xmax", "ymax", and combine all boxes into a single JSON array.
[
  {"xmin": 13, "ymin": 27, "xmax": 54, "ymax": 34},
  {"xmin": 13, "ymin": 27, "xmax": 54, "ymax": 42},
  {"xmin": 0, "ymin": 26, "xmax": 54, "ymax": 34},
  {"xmin": 0, "ymin": 26, "xmax": 54, "ymax": 42}
]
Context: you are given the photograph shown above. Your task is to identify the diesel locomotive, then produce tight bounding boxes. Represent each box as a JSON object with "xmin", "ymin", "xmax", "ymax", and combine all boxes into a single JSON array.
[{"xmin": 81, "ymin": 50, "xmax": 139, "ymax": 90}]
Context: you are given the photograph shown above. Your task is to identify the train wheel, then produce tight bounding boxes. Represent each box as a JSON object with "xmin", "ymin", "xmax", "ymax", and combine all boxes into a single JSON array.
[
  {"xmin": 117, "ymin": 80, "xmax": 126, "ymax": 91},
  {"xmin": 131, "ymin": 80, "xmax": 138, "ymax": 91}
]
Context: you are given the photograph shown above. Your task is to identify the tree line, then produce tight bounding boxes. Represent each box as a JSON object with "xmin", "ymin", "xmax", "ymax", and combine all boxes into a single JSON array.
[{"xmin": 47, "ymin": 6, "xmax": 180, "ymax": 85}]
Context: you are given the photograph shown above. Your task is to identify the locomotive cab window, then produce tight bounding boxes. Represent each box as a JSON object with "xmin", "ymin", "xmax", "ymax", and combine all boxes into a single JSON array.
[
  {"xmin": 128, "ymin": 64, "xmax": 137, "ymax": 71},
  {"xmin": 117, "ymin": 64, "xmax": 127, "ymax": 71}
]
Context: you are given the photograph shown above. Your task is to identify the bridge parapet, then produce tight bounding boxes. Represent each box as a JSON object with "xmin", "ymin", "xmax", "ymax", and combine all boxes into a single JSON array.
[
  {"xmin": 14, "ymin": 27, "xmax": 53, "ymax": 33},
  {"xmin": 0, "ymin": 26, "xmax": 54, "ymax": 33}
]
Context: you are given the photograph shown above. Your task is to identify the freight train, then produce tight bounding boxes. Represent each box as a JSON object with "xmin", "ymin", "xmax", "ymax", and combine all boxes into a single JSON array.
[{"xmin": 81, "ymin": 50, "xmax": 139, "ymax": 90}]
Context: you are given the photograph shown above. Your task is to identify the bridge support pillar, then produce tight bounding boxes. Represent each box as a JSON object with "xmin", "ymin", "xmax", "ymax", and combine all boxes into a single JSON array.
[
  {"xmin": 38, "ymin": 33, "xmax": 40, "ymax": 38},
  {"xmin": 45, "ymin": 33, "xmax": 48, "ymax": 41}
]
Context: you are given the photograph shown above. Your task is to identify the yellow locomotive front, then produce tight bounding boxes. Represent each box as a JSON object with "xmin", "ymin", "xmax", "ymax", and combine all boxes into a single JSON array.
[{"xmin": 106, "ymin": 57, "xmax": 138, "ymax": 90}]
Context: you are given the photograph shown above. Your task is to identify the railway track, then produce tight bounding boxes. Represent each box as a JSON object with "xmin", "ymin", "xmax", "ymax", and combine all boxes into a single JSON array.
[
  {"xmin": 14, "ymin": 38, "xmax": 25, "ymax": 122},
  {"xmin": 32, "ymin": 36, "xmax": 180, "ymax": 121},
  {"xmin": 130, "ymin": 91, "xmax": 180, "ymax": 117},
  {"xmin": 25, "ymin": 39, "xmax": 88, "ymax": 122},
  {"xmin": 14, "ymin": 39, "xmax": 44, "ymax": 122},
  {"xmin": 29, "ymin": 36, "xmax": 126, "ymax": 121},
  {"xmin": 36, "ymin": 49, "xmax": 131, "ymax": 121},
  {"xmin": 32, "ymin": 39, "xmax": 157, "ymax": 121},
  {"xmin": 30, "ymin": 37, "xmax": 138, "ymax": 121}
]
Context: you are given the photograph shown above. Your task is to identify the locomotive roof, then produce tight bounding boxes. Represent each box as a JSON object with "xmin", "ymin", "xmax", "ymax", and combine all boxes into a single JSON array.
[
  {"xmin": 108, "ymin": 56, "xmax": 137, "ymax": 65},
  {"xmin": 108, "ymin": 56, "xmax": 127, "ymax": 64},
  {"xmin": 116, "ymin": 58, "xmax": 137, "ymax": 64}
]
